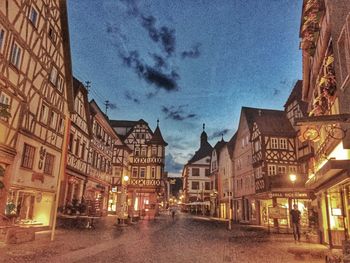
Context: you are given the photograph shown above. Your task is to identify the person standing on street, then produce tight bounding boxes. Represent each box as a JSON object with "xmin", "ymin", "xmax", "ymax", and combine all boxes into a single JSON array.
[{"xmin": 290, "ymin": 204, "xmax": 301, "ymax": 243}]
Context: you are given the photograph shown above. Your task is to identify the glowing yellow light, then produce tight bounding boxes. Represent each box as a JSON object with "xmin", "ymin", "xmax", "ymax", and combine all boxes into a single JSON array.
[
  {"xmin": 123, "ymin": 175, "xmax": 129, "ymax": 182},
  {"xmin": 289, "ymin": 174, "xmax": 297, "ymax": 183}
]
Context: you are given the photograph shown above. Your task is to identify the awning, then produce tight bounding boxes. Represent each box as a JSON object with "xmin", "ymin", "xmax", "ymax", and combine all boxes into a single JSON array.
[{"xmin": 306, "ymin": 159, "xmax": 350, "ymax": 190}]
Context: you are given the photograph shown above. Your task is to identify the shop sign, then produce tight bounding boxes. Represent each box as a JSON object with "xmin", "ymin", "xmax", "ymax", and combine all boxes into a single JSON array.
[
  {"xmin": 268, "ymin": 192, "xmax": 309, "ymax": 199},
  {"xmin": 268, "ymin": 206, "xmax": 287, "ymax": 219}
]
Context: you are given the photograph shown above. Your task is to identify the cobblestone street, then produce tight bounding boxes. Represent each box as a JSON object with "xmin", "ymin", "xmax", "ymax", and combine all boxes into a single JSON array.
[{"xmin": 0, "ymin": 213, "xmax": 327, "ymax": 263}]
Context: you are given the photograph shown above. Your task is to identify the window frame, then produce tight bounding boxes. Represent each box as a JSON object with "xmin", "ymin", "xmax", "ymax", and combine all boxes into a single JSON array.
[
  {"xmin": 267, "ymin": 164, "xmax": 277, "ymax": 176},
  {"xmin": 0, "ymin": 27, "xmax": 5, "ymax": 54},
  {"xmin": 10, "ymin": 41, "xmax": 22, "ymax": 69},
  {"xmin": 279, "ymin": 138, "xmax": 288, "ymax": 150},
  {"xmin": 28, "ymin": 5, "xmax": 39, "ymax": 28},
  {"xmin": 191, "ymin": 181, "xmax": 199, "ymax": 190},
  {"xmin": 139, "ymin": 167, "xmax": 146, "ymax": 178},
  {"xmin": 270, "ymin": 138, "xmax": 278, "ymax": 149},
  {"xmin": 132, "ymin": 167, "xmax": 138, "ymax": 178},
  {"xmin": 43, "ymin": 153, "xmax": 55, "ymax": 175},
  {"xmin": 192, "ymin": 168, "xmax": 200, "ymax": 176},
  {"xmin": 21, "ymin": 143, "xmax": 35, "ymax": 169}
]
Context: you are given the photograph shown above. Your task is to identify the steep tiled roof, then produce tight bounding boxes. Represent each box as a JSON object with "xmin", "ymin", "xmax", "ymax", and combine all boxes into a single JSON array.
[
  {"xmin": 242, "ymin": 107, "xmax": 296, "ymax": 137},
  {"xmin": 284, "ymin": 80, "xmax": 308, "ymax": 115},
  {"xmin": 227, "ymin": 132, "xmax": 237, "ymax": 160},
  {"xmin": 147, "ymin": 126, "xmax": 168, "ymax": 146},
  {"xmin": 213, "ymin": 138, "xmax": 227, "ymax": 160}
]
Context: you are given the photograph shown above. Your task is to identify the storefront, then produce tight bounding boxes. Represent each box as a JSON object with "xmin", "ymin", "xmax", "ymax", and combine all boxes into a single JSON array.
[
  {"xmin": 317, "ymin": 178, "xmax": 350, "ymax": 247},
  {"xmin": 5, "ymin": 187, "xmax": 54, "ymax": 227},
  {"xmin": 85, "ymin": 180, "xmax": 109, "ymax": 216},
  {"xmin": 258, "ymin": 191, "xmax": 313, "ymax": 230}
]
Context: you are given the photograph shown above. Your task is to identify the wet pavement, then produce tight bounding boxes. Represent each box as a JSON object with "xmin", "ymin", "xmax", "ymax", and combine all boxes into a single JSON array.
[{"xmin": 0, "ymin": 212, "xmax": 327, "ymax": 263}]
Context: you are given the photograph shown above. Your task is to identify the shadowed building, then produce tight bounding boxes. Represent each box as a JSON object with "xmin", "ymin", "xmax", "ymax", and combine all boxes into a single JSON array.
[{"xmin": 182, "ymin": 124, "xmax": 212, "ymax": 208}]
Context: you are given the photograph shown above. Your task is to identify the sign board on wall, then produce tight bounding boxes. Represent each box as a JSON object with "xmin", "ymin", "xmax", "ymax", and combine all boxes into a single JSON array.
[{"xmin": 268, "ymin": 206, "xmax": 287, "ymax": 219}]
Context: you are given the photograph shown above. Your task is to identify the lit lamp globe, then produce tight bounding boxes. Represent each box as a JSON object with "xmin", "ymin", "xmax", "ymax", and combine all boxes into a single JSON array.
[
  {"xmin": 289, "ymin": 174, "xmax": 296, "ymax": 183},
  {"xmin": 123, "ymin": 175, "xmax": 129, "ymax": 182}
]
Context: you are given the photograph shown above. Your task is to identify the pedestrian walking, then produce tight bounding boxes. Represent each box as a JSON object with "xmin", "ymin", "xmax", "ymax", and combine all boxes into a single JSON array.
[
  {"xmin": 171, "ymin": 207, "xmax": 176, "ymax": 221},
  {"xmin": 290, "ymin": 204, "xmax": 301, "ymax": 243}
]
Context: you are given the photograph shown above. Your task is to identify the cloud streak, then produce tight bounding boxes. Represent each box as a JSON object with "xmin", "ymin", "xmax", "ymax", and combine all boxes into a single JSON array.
[
  {"xmin": 181, "ymin": 43, "xmax": 201, "ymax": 59},
  {"xmin": 209, "ymin": 129, "xmax": 230, "ymax": 140},
  {"xmin": 120, "ymin": 50, "xmax": 179, "ymax": 91},
  {"xmin": 124, "ymin": 91, "xmax": 140, "ymax": 104},
  {"xmin": 161, "ymin": 105, "xmax": 197, "ymax": 121},
  {"xmin": 141, "ymin": 15, "xmax": 176, "ymax": 56}
]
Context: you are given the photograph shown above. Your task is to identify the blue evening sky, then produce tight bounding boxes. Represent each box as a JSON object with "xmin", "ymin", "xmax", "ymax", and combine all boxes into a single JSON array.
[{"xmin": 67, "ymin": 0, "xmax": 302, "ymax": 176}]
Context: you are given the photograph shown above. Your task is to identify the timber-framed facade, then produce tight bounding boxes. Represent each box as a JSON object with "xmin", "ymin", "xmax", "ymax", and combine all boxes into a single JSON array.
[{"xmin": 0, "ymin": 0, "xmax": 74, "ymax": 227}]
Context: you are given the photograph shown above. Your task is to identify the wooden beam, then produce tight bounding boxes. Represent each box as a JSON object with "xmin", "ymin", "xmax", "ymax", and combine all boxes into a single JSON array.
[{"xmin": 294, "ymin": 114, "xmax": 350, "ymax": 126}]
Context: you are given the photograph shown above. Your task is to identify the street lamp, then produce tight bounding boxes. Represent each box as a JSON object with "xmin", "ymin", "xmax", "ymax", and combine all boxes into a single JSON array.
[{"xmin": 289, "ymin": 174, "xmax": 297, "ymax": 205}]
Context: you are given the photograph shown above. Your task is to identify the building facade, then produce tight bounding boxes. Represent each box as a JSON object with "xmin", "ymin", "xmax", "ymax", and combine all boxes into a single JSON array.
[
  {"xmin": 110, "ymin": 119, "xmax": 167, "ymax": 218},
  {"xmin": 233, "ymin": 108, "xmax": 257, "ymax": 224},
  {"xmin": 183, "ymin": 125, "xmax": 212, "ymax": 211},
  {"xmin": 210, "ymin": 136, "xmax": 234, "ymax": 219},
  {"xmin": 0, "ymin": 0, "xmax": 74, "ymax": 227},
  {"xmin": 59, "ymin": 78, "xmax": 91, "ymax": 211},
  {"xmin": 87, "ymin": 100, "xmax": 122, "ymax": 216},
  {"xmin": 298, "ymin": 0, "xmax": 350, "ymax": 248},
  {"xmin": 250, "ymin": 108, "xmax": 310, "ymax": 230}
]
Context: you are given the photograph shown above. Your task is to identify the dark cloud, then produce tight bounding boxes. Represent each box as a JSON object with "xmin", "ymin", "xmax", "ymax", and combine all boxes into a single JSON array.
[
  {"xmin": 273, "ymin": 88, "xmax": 281, "ymax": 96},
  {"xmin": 119, "ymin": 50, "xmax": 179, "ymax": 91},
  {"xmin": 209, "ymin": 129, "xmax": 230, "ymax": 140},
  {"xmin": 140, "ymin": 15, "xmax": 176, "ymax": 56},
  {"xmin": 150, "ymin": 53, "xmax": 168, "ymax": 69},
  {"xmin": 124, "ymin": 91, "xmax": 140, "ymax": 104},
  {"xmin": 162, "ymin": 105, "xmax": 197, "ymax": 121},
  {"xmin": 181, "ymin": 43, "xmax": 201, "ymax": 59},
  {"xmin": 165, "ymin": 153, "xmax": 183, "ymax": 173}
]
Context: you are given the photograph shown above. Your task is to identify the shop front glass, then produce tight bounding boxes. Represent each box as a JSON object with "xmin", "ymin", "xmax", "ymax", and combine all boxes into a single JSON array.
[
  {"xmin": 5, "ymin": 189, "xmax": 53, "ymax": 226},
  {"xmin": 260, "ymin": 198, "xmax": 310, "ymax": 227},
  {"xmin": 325, "ymin": 186, "xmax": 349, "ymax": 247}
]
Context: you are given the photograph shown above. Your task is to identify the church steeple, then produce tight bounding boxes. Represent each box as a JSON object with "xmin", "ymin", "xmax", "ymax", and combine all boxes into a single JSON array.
[{"xmin": 200, "ymin": 123, "xmax": 208, "ymax": 147}]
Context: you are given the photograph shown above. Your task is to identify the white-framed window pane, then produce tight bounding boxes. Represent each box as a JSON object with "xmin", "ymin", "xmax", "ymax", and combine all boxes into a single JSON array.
[
  {"xmin": 10, "ymin": 42, "xmax": 21, "ymax": 68},
  {"xmin": 57, "ymin": 75, "xmax": 64, "ymax": 92},
  {"xmin": 280, "ymin": 138, "xmax": 288, "ymax": 149},
  {"xmin": 49, "ymin": 67, "xmax": 58, "ymax": 85},
  {"xmin": 140, "ymin": 167, "xmax": 146, "ymax": 178},
  {"xmin": 268, "ymin": 165, "xmax": 276, "ymax": 176},
  {"xmin": 271, "ymin": 138, "xmax": 278, "ymax": 149},
  {"xmin": 29, "ymin": 6, "xmax": 38, "ymax": 26},
  {"xmin": 40, "ymin": 104, "xmax": 48, "ymax": 123}
]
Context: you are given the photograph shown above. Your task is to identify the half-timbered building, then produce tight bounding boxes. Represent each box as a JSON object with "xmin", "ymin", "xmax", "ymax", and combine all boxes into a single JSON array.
[
  {"xmin": 110, "ymin": 119, "xmax": 167, "ymax": 218},
  {"xmin": 249, "ymin": 108, "xmax": 311, "ymax": 230},
  {"xmin": 297, "ymin": 0, "xmax": 350, "ymax": 247},
  {"xmin": 88, "ymin": 100, "xmax": 123, "ymax": 216},
  {"xmin": 182, "ymin": 125, "xmax": 212, "ymax": 212},
  {"xmin": 59, "ymin": 77, "xmax": 91, "ymax": 210},
  {"xmin": 0, "ymin": 0, "xmax": 74, "ymax": 227}
]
